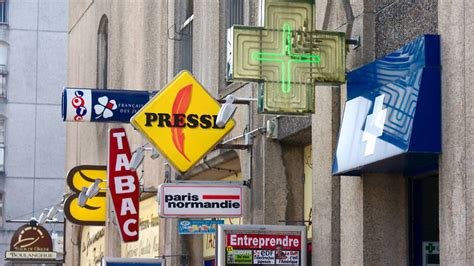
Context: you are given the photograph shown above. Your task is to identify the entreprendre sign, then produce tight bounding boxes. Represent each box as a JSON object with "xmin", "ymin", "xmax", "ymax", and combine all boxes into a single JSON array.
[
  {"xmin": 158, "ymin": 184, "xmax": 243, "ymax": 218},
  {"xmin": 131, "ymin": 71, "xmax": 235, "ymax": 174}
]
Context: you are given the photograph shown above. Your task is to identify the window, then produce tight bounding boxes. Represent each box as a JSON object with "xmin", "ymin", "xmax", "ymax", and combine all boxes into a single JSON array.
[
  {"xmin": 0, "ymin": 41, "xmax": 8, "ymax": 98},
  {"xmin": 0, "ymin": 193, "xmax": 3, "ymax": 227},
  {"xmin": 226, "ymin": 0, "xmax": 244, "ymax": 29},
  {"xmin": 224, "ymin": 0, "xmax": 244, "ymax": 86},
  {"xmin": 0, "ymin": 118, "xmax": 5, "ymax": 172},
  {"xmin": 0, "ymin": 0, "xmax": 7, "ymax": 23},
  {"xmin": 174, "ymin": 0, "xmax": 193, "ymax": 74},
  {"xmin": 97, "ymin": 15, "xmax": 108, "ymax": 89}
]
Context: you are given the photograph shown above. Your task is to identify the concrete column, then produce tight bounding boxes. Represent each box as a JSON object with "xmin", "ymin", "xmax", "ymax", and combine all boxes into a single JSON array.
[
  {"xmin": 362, "ymin": 173, "xmax": 408, "ymax": 265},
  {"xmin": 183, "ymin": 235, "xmax": 204, "ymax": 265},
  {"xmin": 282, "ymin": 144, "xmax": 305, "ymax": 224},
  {"xmin": 64, "ymin": 223, "xmax": 81, "ymax": 266},
  {"xmin": 340, "ymin": 1, "xmax": 375, "ymax": 264},
  {"xmin": 438, "ymin": 1, "xmax": 474, "ymax": 264},
  {"xmin": 104, "ymin": 196, "xmax": 121, "ymax": 257},
  {"xmin": 340, "ymin": 176, "xmax": 363, "ymax": 265},
  {"xmin": 163, "ymin": 218, "xmax": 185, "ymax": 265},
  {"xmin": 249, "ymin": 120, "xmax": 305, "ymax": 226},
  {"xmin": 312, "ymin": 86, "xmax": 341, "ymax": 266},
  {"xmin": 251, "ymin": 136, "xmax": 288, "ymax": 224}
]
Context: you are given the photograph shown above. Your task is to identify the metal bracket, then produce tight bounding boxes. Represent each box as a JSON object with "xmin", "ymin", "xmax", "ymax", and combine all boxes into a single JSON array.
[
  {"xmin": 346, "ymin": 36, "xmax": 361, "ymax": 49},
  {"xmin": 266, "ymin": 118, "xmax": 278, "ymax": 139},
  {"xmin": 243, "ymin": 179, "xmax": 251, "ymax": 188},
  {"xmin": 215, "ymin": 143, "xmax": 250, "ymax": 150}
]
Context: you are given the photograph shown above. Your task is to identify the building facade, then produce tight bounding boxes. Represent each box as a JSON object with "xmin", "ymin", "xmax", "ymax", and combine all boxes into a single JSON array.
[
  {"xmin": 65, "ymin": 0, "xmax": 473, "ymax": 265},
  {"xmin": 0, "ymin": 0, "xmax": 69, "ymax": 263}
]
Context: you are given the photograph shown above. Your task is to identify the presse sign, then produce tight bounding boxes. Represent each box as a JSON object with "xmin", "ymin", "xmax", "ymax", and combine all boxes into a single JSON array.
[
  {"xmin": 158, "ymin": 184, "xmax": 243, "ymax": 218},
  {"xmin": 131, "ymin": 71, "xmax": 235, "ymax": 174}
]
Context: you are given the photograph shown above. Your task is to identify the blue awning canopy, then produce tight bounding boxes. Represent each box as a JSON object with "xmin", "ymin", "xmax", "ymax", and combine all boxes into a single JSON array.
[{"xmin": 332, "ymin": 35, "xmax": 441, "ymax": 176}]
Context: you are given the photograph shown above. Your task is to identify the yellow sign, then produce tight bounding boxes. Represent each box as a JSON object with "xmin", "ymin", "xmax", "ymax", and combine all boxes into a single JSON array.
[
  {"xmin": 131, "ymin": 71, "xmax": 235, "ymax": 173},
  {"xmin": 64, "ymin": 165, "xmax": 107, "ymax": 225}
]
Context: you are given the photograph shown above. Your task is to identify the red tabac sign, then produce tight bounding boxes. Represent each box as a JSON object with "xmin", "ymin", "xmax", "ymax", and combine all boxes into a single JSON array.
[{"xmin": 108, "ymin": 128, "xmax": 140, "ymax": 242}]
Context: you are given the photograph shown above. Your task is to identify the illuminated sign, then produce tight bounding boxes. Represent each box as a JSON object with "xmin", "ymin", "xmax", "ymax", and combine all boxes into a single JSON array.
[
  {"xmin": 158, "ymin": 183, "xmax": 243, "ymax": 218},
  {"xmin": 131, "ymin": 71, "xmax": 235, "ymax": 173},
  {"xmin": 227, "ymin": 0, "xmax": 345, "ymax": 114},
  {"xmin": 64, "ymin": 165, "xmax": 107, "ymax": 225},
  {"xmin": 5, "ymin": 224, "xmax": 56, "ymax": 261},
  {"xmin": 217, "ymin": 224, "xmax": 306, "ymax": 265},
  {"xmin": 62, "ymin": 88, "xmax": 150, "ymax": 123},
  {"xmin": 332, "ymin": 35, "xmax": 441, "ymax": 176},
  {"xmin": 108, "ymin": 128, "xmax": 140, "ymax": 242}
]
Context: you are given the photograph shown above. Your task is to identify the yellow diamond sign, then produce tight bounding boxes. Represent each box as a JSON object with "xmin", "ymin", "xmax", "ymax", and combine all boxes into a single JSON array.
[{"xmin": 131, "ymin": 71, "xmax": 235, "ymax": 173}]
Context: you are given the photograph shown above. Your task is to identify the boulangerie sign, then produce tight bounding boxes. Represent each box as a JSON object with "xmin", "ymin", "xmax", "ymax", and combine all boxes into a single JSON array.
[{"xmin": 108, "ymin": 128, "xmax": 140, "ymax": 242}]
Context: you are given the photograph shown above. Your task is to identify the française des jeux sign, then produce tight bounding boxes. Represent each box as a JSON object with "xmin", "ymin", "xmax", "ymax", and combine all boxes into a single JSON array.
[
  {"xmin": 227, "ymin": 0, "xmax": 345, "ymax": 114},
  {"xmin": 108, "ymin": 128, "xmax": 140, "ymax": 242},
  {"xmin": 131, "ymin": 71, "xmax": 235, "ymax": 174},
  {"xmin": 159, "ymin": 183, "xmax": 243, "ymax": 218},
  {"xmin": 62, "ymin": 88, "xmax": 150, "ymax": 123}
]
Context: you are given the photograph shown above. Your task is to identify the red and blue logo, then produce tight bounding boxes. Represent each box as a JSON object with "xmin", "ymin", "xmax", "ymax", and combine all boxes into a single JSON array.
[{"xmin": 71, "ymin": 91, "xmax": 88, "ymax": 121}]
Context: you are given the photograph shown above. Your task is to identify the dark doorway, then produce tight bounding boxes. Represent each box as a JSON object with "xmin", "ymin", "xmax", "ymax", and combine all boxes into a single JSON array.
[{"xmin": 409, "ymin": 175, "xmax": 439, "ymax": 266}]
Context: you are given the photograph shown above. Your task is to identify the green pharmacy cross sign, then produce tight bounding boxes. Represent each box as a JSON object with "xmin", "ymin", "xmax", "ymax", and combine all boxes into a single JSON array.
[
  {"xmin": 227, "ymin": 0, "xmax": 346, "ymax": 114},
  {"xmin": 252, "ymin": 23, "xmax": 321, "ymax": 94}
]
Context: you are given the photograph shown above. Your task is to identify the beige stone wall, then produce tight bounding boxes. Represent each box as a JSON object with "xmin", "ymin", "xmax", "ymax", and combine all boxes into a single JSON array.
[
  {"xmin": 66, "ymin": 0, "xmax": 474, "ymax": 265},
  {"xmin": 66, "ymin": 0, "xmax": 170, "ymax": 264},
  {"xmin": 439, "ymin": 1, "xmax": 474, "ymax": 264}
]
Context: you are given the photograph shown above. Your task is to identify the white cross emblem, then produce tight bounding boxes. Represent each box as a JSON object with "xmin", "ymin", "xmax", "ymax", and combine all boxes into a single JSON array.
[{"xmin": 362, "ymin": 94, "xmax": 387, "ymax": 156}]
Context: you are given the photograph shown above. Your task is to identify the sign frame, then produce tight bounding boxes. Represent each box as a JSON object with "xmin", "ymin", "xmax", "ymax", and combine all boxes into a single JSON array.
[
  {"xmin": 102, "ymin": 257, "xmax": 166, "ymax": 266},
  {"xmin": 217, "ymin": 224, "xmax": 307, "ymax": 266},
  {"xmin": 107, "ymin": 128, "xmax": 140, "ymax": 242},
  {"xmin": 158, "ymin": 183, "xmax": 243, "ymax": 218}
]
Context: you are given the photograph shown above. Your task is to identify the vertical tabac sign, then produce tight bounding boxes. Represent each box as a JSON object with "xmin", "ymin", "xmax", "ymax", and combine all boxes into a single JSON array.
[
  {"xmin": 108, "ymin": 128, "xmax": 140, "ymax": 242},
  {"xmin": 227, "ymin": 0, "xmax": 346, "ymax": 114}
]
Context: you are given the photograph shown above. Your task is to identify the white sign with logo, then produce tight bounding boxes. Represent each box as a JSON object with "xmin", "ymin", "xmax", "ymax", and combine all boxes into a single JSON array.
[{"xmin": 158, "ymin": 183, "xmax": 243, "ymax": 218}]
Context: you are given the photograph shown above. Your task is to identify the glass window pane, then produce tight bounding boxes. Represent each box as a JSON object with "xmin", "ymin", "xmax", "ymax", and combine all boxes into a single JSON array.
[{"xmin": 0, "ymin": 146, "xmax": 4, "ymax": 172}]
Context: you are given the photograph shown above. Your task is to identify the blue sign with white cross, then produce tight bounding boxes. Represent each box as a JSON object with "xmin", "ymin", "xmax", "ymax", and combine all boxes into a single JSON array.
[{"xmin": 332, "ymin": 35, "xmax": 441, "ymax": 176}]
